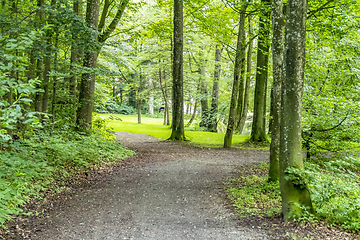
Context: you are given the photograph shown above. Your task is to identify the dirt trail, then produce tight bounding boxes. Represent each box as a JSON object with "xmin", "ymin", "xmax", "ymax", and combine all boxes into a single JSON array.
[{"xmin": 32, "ymin": 132, "xmax": 270, "ymax": 240}]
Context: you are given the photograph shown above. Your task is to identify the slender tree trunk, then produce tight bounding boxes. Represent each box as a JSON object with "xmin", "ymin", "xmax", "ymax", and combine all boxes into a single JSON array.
[
  {"xmin": 279, "ymin": 0, "xmax": 314, "ymax": 222},
  {"xmin": 250, "ymin": 0, "xmax": 271, "ymax": 142},
  {"xmin": 186, "ymin": 99, "xmax": 198, "ymax": 127},
  {"xmin": 137, "ymin": 99, "xmax": 141, "ymax": 124},
  {"xmin": 76, "ymin": 0, "xmax": 101, "ymax": 132},
  {"xmin": 70, "ymin": 0, "xmax": 83, "ymax": 123},
  {"xmin": 199, "ymin": 60, "xmax": 209, "ymax": 129},
  {"xmin": 52, "ymin": 32, "xmax": 58, "ymax": 124},
  {"xmin": 268, "ymin": 0, "xmax": 285, "ymax": 182},
  {"xmin": 35, "ymin": 0, "xmax": 45, "ymax": 112},
  {"xmin": 159, "ymin": 65, "xmax": 169, "ymax": 125},
  {"xmin": 170, "ymin": 0, "xmax": 184, "ymax": 140},
  {"xmin": 148, "ymin": 73, "xmax": 154, "ymax": 115},
  {"xmin": 210, "ymin": 46, "xmax": 222, "ymax": 132},
  {"xmin": 238, "ymin": 16, "xmax": 254, "ymax": 134},
  {"xmin": 163, "ymin": 69, "xmax": 170, "ymax": 125},
  {"xmin": 224, "ymin": 5, "xmax": 247, "ymax": 148},
  {"xmin": 235, "ymin": 24, "xmax": 248, "ymax": 131}
]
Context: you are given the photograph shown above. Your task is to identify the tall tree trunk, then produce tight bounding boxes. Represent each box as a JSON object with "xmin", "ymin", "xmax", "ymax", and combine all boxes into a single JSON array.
[
  {"xmin": 238, "ymin": 16, "xmax": 254, "ymax": 134},
  {"xmin": 51, "ymin": 32, "xmax": 58, "ymax": 124},
  {"xmin": 159, "ymin": 65, "xmax": 169, "ymax": 125},
  {"xmin": 148, "ymin": 73, "xmax": 154, "ymax": 115},
  {"xmin": 279, "ymin": 0, "xmax": 314, "ymax": 221},
  {"xmin": 35, "ymin": 0, "xmax": 45, "ymax": 112},
  {"xmin": 250, "ymin": 0, "xmax": 271, "ymax": 142},
  {"xmin": 163, "ymin": 69, "xmax": 170, "ymax": 125},
  {"xmin": 76, "ymin": 0, "xmax": 101, "ymax": 132},
  {"xmin": 170, "ymin": 0, "xmax": 184, "ymax": 140},
  {"xmin": 224, "ymin": 5, "xmax": 247, "ymax": 148},
  {"xmin": 210, "ymin": 46, "xmax": 222, "ymax": 132},
  {"xmin": 235, "ymin": 22, "xmax": 248, "ymax": 131},
  {"xmin": 268, "ymin": 0, "xmax": 285, "ymax": 182},
  {"xmin": 70, "ymin": 0, "xmax": 83, "ymax": 123},
  {"xmin": 186, "ymin": 99, "xmax": 198, "ymax": 127},
  {"xmin": 199, "ymin": 59, "xmax": 209, "ymax": 129},
  {"xmin": 137, "ymin": 99, "xmax": 141, "ymax": 124}
]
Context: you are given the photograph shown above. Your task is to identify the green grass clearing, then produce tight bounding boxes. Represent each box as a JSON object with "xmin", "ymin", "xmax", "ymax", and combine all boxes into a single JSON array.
[{"xmin": 97, "ymin": 113, "xmax": 251, "ymax": 147}]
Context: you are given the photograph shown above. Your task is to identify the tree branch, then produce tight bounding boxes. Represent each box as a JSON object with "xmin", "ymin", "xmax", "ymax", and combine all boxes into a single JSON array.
[
  {"xmin": 307, "ymin": 0, "xmax": 335, "ymax": 19},
  {"xmin": 98, "ymin": 0, "xmax": 110, "ymax": 33},
  {"xmin": 99, "ymin": 0, "xmax": 129, "ymax": 43}
]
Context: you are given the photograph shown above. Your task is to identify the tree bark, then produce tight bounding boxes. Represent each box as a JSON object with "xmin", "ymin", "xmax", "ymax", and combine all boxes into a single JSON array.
[
  {"xmin": 76, "ymin": 0, "xmax": 101, "ymax": 132},
  {"xmin": 42, "ymin": 0, "xmax": 56, "ymax": 113},
  {"xmin": 51, "ymin": 32, "xmax": 58, "ymax": 124},
  {"xmin": 210, "ymin": 46, "xmax": 222, "ymax": 132},
  {"xmin": 268, "ymin": 0, "xmax": 285, "ymax": 182},
  {"xmin": 199, "ymin": 59, "xmax": 209, "ymax": 129},
  {"xmin": 76, "ymin": 0, "xmax": 129, "ymax": 132},
  {"xmin": 170, "ymin": 0, "xmax": 184, "ymax": 140},
  {"xmin": 250, "ymin": 0, "xmax": 271, "ymax": 142},
  {"xmin": 34, "ymin": 0, "xmax": 45, "ymax": 112},
  {"xmin": 279, "ymin": 0, "xmax": 314, "ymax": 221},
  {"xmin": 238, "ymin": 16, "xmax": 254, "ymax": 134},
  {"xmin": 70, "ymin": 0, "xmax": 83, "ymax": 123},
  {"xmin": 163, "ymin": 69, "xmax": 170, "ymax": 125},
  {"xmin": 224, "ymin": 4, "xmax": 247, "ymax": 148}
]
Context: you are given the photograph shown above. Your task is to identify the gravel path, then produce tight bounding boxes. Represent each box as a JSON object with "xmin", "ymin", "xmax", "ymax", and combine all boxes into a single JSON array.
[{"xmin": 33, "ymin": 132, "xmax": 270, "ymax": 240}]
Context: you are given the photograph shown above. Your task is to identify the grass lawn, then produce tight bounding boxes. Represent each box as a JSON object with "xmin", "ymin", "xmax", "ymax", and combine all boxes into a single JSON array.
[{"xmin": 97, "ymin": 113, "xmax": 251, "ymax": 147}]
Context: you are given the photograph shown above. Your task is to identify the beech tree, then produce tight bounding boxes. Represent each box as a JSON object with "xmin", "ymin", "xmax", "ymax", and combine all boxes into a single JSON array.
[
  {"xmin": 268, "ymin": 0, "xmax": 285, "ymax": 182},
  {"xmin": 170, "ymin": 0, "xmax": 185, "ymax": 140},
  {"xmin": 223, "ymin": 2, "xmax": 247, "ymax": 148},
  {"xmin": 250, "ymin": 0, "xmax": 271, "ymax": 143},
  {"xmin": 77, "ymin": 0, "xmax": 130, "ymax": 132},
  {"xmin": 279, "ymin": 0, "xmax": 314, "ymax": 221}
]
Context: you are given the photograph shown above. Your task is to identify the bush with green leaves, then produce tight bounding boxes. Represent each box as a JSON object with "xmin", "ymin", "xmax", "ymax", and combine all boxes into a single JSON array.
[
  {"xmin": 286, "ymin": 157, "xmax": 360, "ymax": 232},
  {"xmin": 0, "ymin": 128, "xmax": 133, "ymax": 226},
  {"xmin": 97, "ymin": 101, "xmax": 136, "ymax": 115}
]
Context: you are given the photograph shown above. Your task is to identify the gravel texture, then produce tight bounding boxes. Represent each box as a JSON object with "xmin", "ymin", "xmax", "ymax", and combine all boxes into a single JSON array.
[{"xmin": 32, "ymin": 132, "xmax": 270, "ymax": 240}]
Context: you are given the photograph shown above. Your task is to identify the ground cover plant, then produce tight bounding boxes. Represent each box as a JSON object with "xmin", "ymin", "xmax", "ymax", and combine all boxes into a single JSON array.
[
  {"xmin": 226, "ymin": 156, "xmax": 360, "ymax": 234},
  {"xmin": 0, "ymin": 127, "xmax": 133, "ymax": 227}
]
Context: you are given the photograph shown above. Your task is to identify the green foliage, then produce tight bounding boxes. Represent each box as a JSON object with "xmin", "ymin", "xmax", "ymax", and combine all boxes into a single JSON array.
[
  {"xmin": 0, "ymin": 128, "xmax": 133, "ymax": 226},
  {"xmin": 285, "ymin": 157, "xmax": 360, "ymax": 232},
  {"xmin": 226, "ymin": 165, "xmax": 282, "ymax": 218},
  {"xmin": 97, "ymin": 101, "xmax": 137, "ymax": 115}
]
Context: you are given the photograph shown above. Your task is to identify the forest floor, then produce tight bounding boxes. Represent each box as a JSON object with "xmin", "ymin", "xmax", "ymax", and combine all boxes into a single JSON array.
[{"xmin": 1, "ymin": 132, "xmax": 358, "ymax": 239}]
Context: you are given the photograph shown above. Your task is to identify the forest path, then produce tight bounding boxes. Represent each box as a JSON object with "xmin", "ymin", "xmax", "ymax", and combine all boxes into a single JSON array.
[{"xmin": 33, "ymin": 132, "xmax": 270, "ymax": 240}]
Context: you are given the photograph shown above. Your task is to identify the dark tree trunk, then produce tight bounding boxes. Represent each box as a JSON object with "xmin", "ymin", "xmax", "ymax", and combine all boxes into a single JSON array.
[
  {"xmin": 250, "ymin": 0, "xmax": 271, "ymax": 142},
  {"xmin": 170, "ymin": 0, "xmax": 184, "ymax": 140},
  {"xmin": 199, "ymin": 61, "xmax": 209, "ymax": 130},
  {"xmin": 238, "ymin": 16, "xmax": 254, "ymax": 134},
  {"xmin": 76, "ymin": 0, "xmax": 101, "ymax": 132},
  {"xmin": 224, "ymin": 5, "xmax": 247, "ymax": 148},
  {"xmin": 70, "ymin": 0, "xmax": 83, "ymax": 123},
  {"xmin": 51, "ymin": 32, "xmax": 58, "ymax": 124},
  {"xmin": 34, "ymin": 0, "xmax": 45, "ymax": 112}
]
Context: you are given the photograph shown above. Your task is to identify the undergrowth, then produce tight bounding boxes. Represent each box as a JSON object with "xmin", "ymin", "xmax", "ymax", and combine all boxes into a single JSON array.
[
  {"xmin": 225, "ymin": 163, "xmax": 282, "ymax": 218},
  {"xmin": 0, "ymin": 126, "xmax": 133, "ymax": 226},
  {"xmin": 226, "ymin": 156, "xmax": 360, "ymax": 233}
]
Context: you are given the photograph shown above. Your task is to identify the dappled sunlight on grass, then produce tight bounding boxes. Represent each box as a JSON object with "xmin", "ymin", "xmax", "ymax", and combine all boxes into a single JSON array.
[{"xmin": 98, "ymin": 113, "xmax": 250, "ymax": 147}]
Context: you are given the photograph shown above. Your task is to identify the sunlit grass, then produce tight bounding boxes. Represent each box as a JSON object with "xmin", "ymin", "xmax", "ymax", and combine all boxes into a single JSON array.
[{"xmin": 98, "ymin": 113, "xmax": 251, "ymax": 147}]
